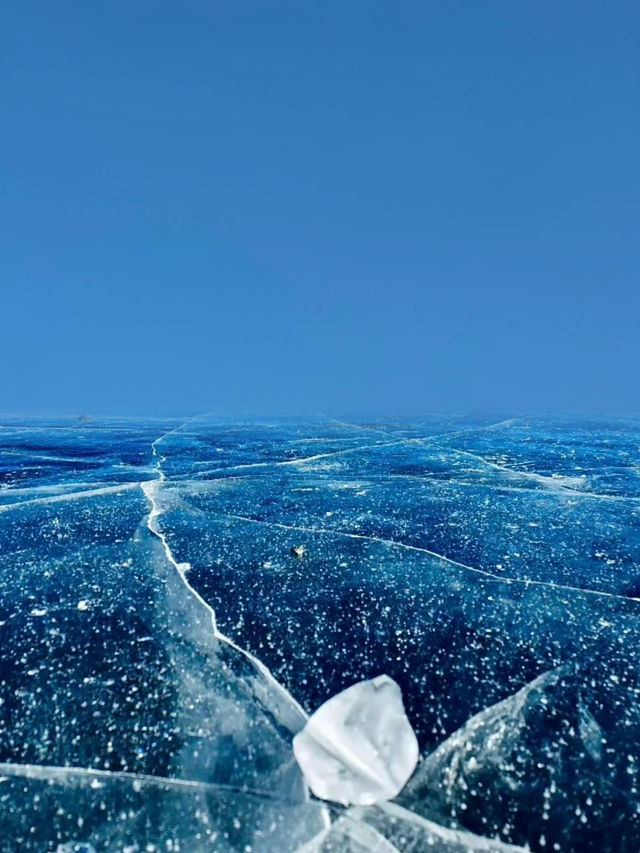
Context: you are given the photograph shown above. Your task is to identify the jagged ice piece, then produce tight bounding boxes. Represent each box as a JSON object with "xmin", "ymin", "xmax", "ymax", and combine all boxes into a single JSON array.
[{"xmin": 293, "ymin": 675, "xmax": 418, "ymax": 805}]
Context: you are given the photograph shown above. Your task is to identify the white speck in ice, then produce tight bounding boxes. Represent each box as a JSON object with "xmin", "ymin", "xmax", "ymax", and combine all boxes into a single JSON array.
[{"xmin": 77, "ymin": 600, "xmax": 90, "ymax": 611}]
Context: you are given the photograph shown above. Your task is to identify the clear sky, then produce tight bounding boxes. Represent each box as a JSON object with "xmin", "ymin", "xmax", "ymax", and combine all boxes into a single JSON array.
[{"xmin": 2, "ymin": 1, "xmax": 639, "ymax": 416}]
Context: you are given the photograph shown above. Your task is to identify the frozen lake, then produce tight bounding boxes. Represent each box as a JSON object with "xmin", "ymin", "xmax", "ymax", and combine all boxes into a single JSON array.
[{"xmin": 1, "ymin": 415, "xmax": 639, "ymax": 852}]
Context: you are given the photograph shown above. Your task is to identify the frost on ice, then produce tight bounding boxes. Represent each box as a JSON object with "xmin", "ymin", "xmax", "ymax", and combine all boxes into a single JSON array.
[{"xmin": 293, "ymin": 675, "xmax": 419, "ymax": 806}]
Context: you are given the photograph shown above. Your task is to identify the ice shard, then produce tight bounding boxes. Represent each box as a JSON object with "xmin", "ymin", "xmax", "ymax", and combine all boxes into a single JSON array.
[
  {"xmin": 401, "ymin": 665, "xmax": 640, "ymax": 852},
  {"xmin": 346, "ymin": 803, "xmax": 529, "ymax": 852},
  {"xmin": 298, "ymin": 803, "xmax": 528, "ymax": 852},
  {"xmin": 293, "ymin": 676, "xmax": 418, "ymax": 805}
]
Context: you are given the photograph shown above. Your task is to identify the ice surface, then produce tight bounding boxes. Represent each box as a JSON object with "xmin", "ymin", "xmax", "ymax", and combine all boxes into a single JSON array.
[
  {"xmin": 0, "ymin": 763, "xmax": 329, "ymax": 852},
  {"xmin": 0, "ymin": 421, "xmax": 325, "ymax": 849},
  {"xmin": 0, "ymin": 486, "xmax": 306, "ymax": 794},
  {"xmin": 345, "ymin": 803, "xmax": 530, "ymax": 852},
  {"xmin": 1, "ymin": 415, "xmax": 640, "ymax": 851},
  {"xmin": 298, "ymin": 803, "xmax": 528, "ymax": 852},
  {"xmin": 401, "ymin": 665, "xmax": 640, "ymax": 851},
  {"xmin": 293, "ymin": 676, "xmax": 418, "ymax": 805},
  {"xmin": 298, "ymin": 817, "xmax": 401, "ymax": 852}
]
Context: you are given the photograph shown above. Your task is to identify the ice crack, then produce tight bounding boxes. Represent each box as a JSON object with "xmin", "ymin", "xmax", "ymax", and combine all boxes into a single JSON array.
[
  {"xmin": 141, "ymin": 423, "xmax": 308, "ymax": 720},
  {"xmin": 219, "ymin": 512, "xmax": 640, "ymax": 606}
]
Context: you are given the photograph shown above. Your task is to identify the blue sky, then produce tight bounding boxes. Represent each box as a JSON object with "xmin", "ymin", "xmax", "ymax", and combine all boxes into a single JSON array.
[{"xmin": 2, "ymin": 1, "xmax": 639, "ymax": 416}]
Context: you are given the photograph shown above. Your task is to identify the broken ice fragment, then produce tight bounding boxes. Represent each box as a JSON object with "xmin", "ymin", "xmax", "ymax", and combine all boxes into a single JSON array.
[
  {"xmin": 399, "ymin": 664, "xmax": 639, "ymax": 852},
  {"xmin": 293, "ymin": 675, "xmax": 418, "ymax": 806}
]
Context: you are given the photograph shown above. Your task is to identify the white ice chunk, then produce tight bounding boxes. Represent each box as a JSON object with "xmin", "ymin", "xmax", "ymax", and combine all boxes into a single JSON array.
[{"xmin": 293, "ymin": 675, "xmax": 418, "ymax": 806}]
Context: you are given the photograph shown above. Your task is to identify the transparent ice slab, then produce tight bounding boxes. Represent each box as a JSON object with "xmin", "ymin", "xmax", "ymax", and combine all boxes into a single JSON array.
[
  {"xmin": 400, "ymin": 665, "xmax": 640, "ymax": 851},
  {"xmin": 0, "ymin": 764, "xmax": 328, "ymax": 852}
]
